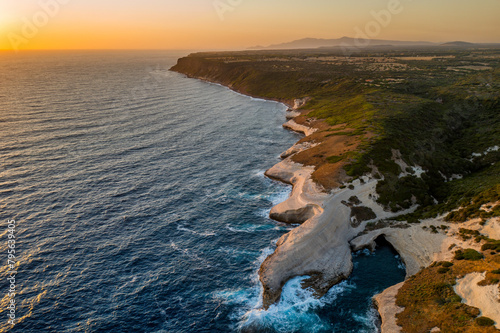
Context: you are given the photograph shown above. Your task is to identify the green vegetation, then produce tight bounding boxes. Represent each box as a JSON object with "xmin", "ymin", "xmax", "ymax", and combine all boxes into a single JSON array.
[
  {"xmin": 482, "ymin": 239, "xmax": 500, "ymax": 252},
  {"xmin": 454, "ymin": 249, "xmax": 484, "ymax": 261},
  {"xmin": 476, "ymin": 317, "xmax": 495, "ymax": 327},
  {"xmin": 458, "ymin": 228, "xmax": 481, "ymax": 241},
  {"xmin": 326, "ymin": 155, "xmax": 344, "ymax": 163},
  {"xmin": 437, "ymin": 267, "xmax": 450, "ymax": 274},
  {"xmin": 325, "ymin": 129, "xmax": 364, "ymax": 137},
  {"xmin": 445, "ymin": 185, "xmax": 500, "ymax": 222}
]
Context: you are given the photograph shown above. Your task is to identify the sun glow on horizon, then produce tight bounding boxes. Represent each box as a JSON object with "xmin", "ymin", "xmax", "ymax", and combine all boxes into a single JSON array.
[{"xmin": 0, "ymin": 0, "xmax": 499, "ymax": 51}]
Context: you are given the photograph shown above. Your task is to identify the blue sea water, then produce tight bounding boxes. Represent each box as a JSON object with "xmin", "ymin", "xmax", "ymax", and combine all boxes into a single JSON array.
[{"xmin": 0, "ymin": 51, "xmax": 405, "ymax": 333}]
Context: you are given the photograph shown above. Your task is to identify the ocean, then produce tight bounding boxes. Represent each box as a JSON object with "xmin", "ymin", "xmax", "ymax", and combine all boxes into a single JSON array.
[{"xmin": 0, "ymin": 51, "xmax": 405, "ymax": 332}]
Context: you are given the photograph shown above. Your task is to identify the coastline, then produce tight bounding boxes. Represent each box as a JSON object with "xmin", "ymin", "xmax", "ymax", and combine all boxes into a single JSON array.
[
  {"xmin": 170, "ymin": 65, "xmax": 500, "ymax": 331},
  {"xmin": 170, "ymin": 70, "xmax": 296, "ymax": 111},
  {"xmin": 172, "ymin": 67, "xmax": 397, "ymax": 309},
  {"xmin": 171, "ymin": 68, "xmax": 357, "ymax": 304}
]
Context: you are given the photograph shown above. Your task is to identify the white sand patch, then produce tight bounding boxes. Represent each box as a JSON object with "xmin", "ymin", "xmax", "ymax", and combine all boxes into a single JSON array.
[
  {"xmin": 280, "ymin": 142, "xmax": 319, "ymax": 159},
  {"xmin": 411, "ymin": 166, "xmax": 426, "ymax": 178},
  {"xmin": 439, "ymin": 171, "xmax": 463, "ymax": 182},
  {"xmin": 293, "ymin": 98, "xmax": 310, "ymax": 109},
  {"xmin": 481, "ymin": 217, "xmax": 500, "ymax": 240},
  {"xmin": 485, "ymin": 146, "xmax": 499, "ymax": 153},
  {"xmin": 451, "ymin": 216, "xmax": 500, "ymax": 241},
  {"xmin": 454, "ymin": 272, "xmax": 500, "ymax": 329},
  {"xmin": 481, "ymin": 202, "xmax": 499, "ymax": 213},
  {"xmin": 282, "ymin": 119, "xmax": 317, "ymax": 136},
  {"xmin": 470, "ymin": 146, "xmax": 500, "ymax": 160},
  {"xmin": 392, "ymin": 149, "xmax": 425, "ymax": 178}
]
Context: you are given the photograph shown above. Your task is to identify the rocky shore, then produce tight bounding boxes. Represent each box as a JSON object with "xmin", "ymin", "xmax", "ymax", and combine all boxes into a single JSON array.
[
  {"xmin": 255, "ymin": 100, "xmax": 500, "ymax": 329},
  {"xmin": 259, "ymin": 101, "xmax": 413, "ymax": 308}
]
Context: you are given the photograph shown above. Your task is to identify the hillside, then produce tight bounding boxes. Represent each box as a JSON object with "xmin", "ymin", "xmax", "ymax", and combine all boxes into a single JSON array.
[{"xmin": 172, "ymin": 48, "xmax": 499, "ymax": 218}]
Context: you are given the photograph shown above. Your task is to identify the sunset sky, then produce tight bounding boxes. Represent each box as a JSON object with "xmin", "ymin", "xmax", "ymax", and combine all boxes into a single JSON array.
[{"xmin": 1, "ymin": 0, "xmax": 499, "ymax": 50}]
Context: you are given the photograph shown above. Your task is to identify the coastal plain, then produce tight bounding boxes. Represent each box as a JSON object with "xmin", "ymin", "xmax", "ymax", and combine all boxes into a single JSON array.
[{"xmin": 172, "ymin": 45, "xmax": 500, "ymax": 332}]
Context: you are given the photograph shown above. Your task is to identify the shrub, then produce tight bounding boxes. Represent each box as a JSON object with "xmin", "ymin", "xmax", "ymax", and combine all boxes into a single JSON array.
[
  {"xmin": 482, "ymin": 240, "xmax": 500, "ymax": 252},
  {"xmin": 463, "ymin": 249, "xmax": 484, "ymax": 260},
  {"xmin": 407, "ymin": 216, "xmax": 421, "ymax": 224},
  {"xmin": 476, "ymin": 316, "xmax": 495, "ymax": 327},
  {"xmin": 327, "ymin": 155, "xmax": 343, "ymax": 163},
  {"xmin": 492, "ymin": 269, "xmax": 500, "ymax": 274},
  {"xmin": 459, "ymin": 228, "xmax": 480, "ymax": 236},
  {"xmin": 458, "ymin": 228, "xmax": 481, "ymax": 241},
  {"xmin": 454, "ymin": 249, "xmax": 483, "ymax": 261},
  {"xmin": 441, "ymin": 261, "xmax": 454, "ymax": 267},
  {"xmin": 437, "ymin": 267, "xmax": 450, "ymax": 274}
]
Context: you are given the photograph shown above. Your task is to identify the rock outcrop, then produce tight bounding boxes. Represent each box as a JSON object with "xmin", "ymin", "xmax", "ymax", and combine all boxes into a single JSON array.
[
  {"xmin": 260, "ymin": 164, "xmax": 390, "ymax": 308},
  {"xmin": 373, "ymin": 282, "xmax": 405, "ymax": 333}
]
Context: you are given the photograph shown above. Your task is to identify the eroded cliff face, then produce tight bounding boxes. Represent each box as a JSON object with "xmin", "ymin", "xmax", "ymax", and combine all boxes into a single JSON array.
[
  {"xmin": 171, "ymin": 56, "xmax": 233, "ymax": 85},
  {"xmin": 171, "ymin": 56, "xmax": 248, "ymax": 108},
  {"xmin": 171, "ymin": 56, "xmax": 294, "ymax": 106},
  {"xmin": 258, "ymin": 155, "xmax": 413, "ymax": 309}
]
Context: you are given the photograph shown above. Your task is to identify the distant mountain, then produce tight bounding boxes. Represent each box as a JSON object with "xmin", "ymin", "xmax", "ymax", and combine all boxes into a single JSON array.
[
  {"xmin": 248, "ymin": 37, "xmax": 436, "ymax": 50},
  {"xmin": 441, "ymin": 41, "xmax": 476, "ymax": 47}
]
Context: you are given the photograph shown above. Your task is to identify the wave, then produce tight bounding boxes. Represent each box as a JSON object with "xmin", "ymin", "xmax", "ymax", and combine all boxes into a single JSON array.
[
  {"xmin": 169, "ymin": 241, "xmax": 212, "ymax": 267},
  {"xmin": 226, "ymin": 224, "xmax": 268, "ymax": 233},
  {"xmin": 268, "ymin": 187, "xmax": 292, "ymax": 206},
  {"xmin": 255, "ymin": 187, "xmax": 292, "ymax": 219},
  {"xmin": 254, "ymin": 169, "xmax": 266, "ymax": 177},
  {"xmin": 353, "ymin": 248, "xmax": 374, "ymax": 257},
  {"xmin": 350, "ymin": 307, "xmax": 380, "ymax": 333},
  {"xmin": 176, "ymin": 225, "xmax": 217, "ymax": 237},
  {"xmin": 225, "ymin": 224, "xmax": 292, "ymax": 234},
  {"xmin": 215, "ymin": 243, "xmax": 358, "ymax": 333},
  {"xmin": 395, "ymin": 255, "xmax": 406, "ymax": 271},
  {"xmin": 238, "ymin": 277, "xmax": 353, "ymax": 333},
  {"xmin": 118, "ymin": 275, "xmax": 138, "ymax": 290},
  {"xmin": 217, "ymin": 247, "xmax": 260, "ymax": 257}
]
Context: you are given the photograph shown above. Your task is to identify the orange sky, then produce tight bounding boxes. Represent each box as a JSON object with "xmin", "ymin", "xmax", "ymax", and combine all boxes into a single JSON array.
[{"xmin": 1, "ymin": 0, "xmax": 499, "ymax": 50}]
